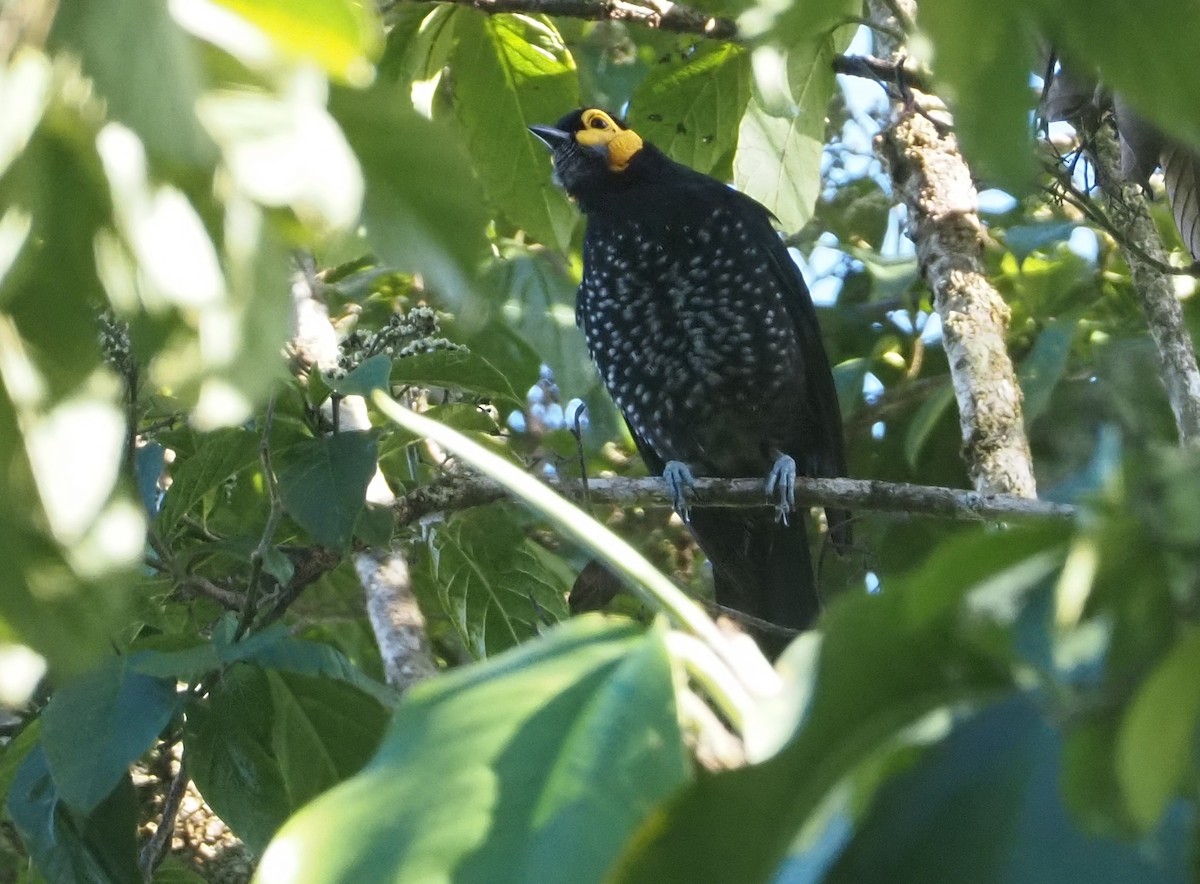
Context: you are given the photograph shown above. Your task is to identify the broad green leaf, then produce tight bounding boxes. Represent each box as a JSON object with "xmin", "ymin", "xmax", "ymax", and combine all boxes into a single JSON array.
[
  {"xmin": 919, "ymin": 0, "xmax": 1037, "ymax": 192},
  {"xmin": 418, "ymin": 506, "xmax": 571, "ymax": 659},
  {"xmin": 830, "ymin": 695, "xmax": 1190, "ymax": 883},
  {"xmin": 734, "ymin": 36, "xmax": 842, "ymax": 232},
  {"xmin": 255, "ymin": 617, "xmax": 687, "ymax": 884},
  {"xmin": 904, "ymin": 383, "xmax": 954, "ymax": 470},
  {"xmin": 1116, "ymin": 625, "xmax": 1200, "ymax": 831},
  {"xmin": 6, "ymin": 748, "xmax": 140, "ymax": 884},
  {"xmin": 186, "ymin": 664, "xmax": 387, "ymax": 853},
  {"xmin": 202, "ymin": 0, "xmax": 383, "ymax": 85},
  {"xmin": 41, "ymin": 656, "xmax": 179, "ymax": 814},
  {"xmin": 49, "ymin": 0, "xmax": 214, "ymax": 167},
  {"xmin": 390, "ymin": 348, "xmax": 522, "ymax": 407},
  {"xmin": 808, "ymin": 176, "xmax": 893, "ymax": 250},
  {"xmin": 614, "ymin": 527, "xmax": 1068, "ymax": 882},
  {"xmin": 328, "ymin": 353, "xmax": 392, "ymax": 398},
  {"xmin": 330, "ymin": 86, "xmax": 490, "ymax": 306},
  {"xmin": 1019, "ymin": 319, "xmax": 1078, "ymax": 424},
  {"xmin": 0, "ymin": 720, "xmax": 40, "ymax": 807},
  {"xmin": 1004, "ymin": 222, "xmax": 1079, "ymax": 263},
  {"xmin": 0, "ymin": 124, "xmax": 109, "ymax": 399},
  {"xmin": 276, "ymin": 432, "xmax": 377, "ymax": 548},
  {"xmin": 156, "ymin": 427, "xmax": 260, "ymax": 534},
  {"xmin": 452, "ymin": 13, "xmax": 579, "ymax": 250},
  {"xmin": 378, "ymin": 4, "xmax": 457, "ymax": 86},
  {"xmin": 628, "ymin": 43, "xmax": 751, "ymax": 177}
]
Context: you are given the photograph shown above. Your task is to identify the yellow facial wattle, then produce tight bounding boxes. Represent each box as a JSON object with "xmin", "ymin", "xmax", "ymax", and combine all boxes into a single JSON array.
[{"xmin": 573, "ymin": 109, "xmax": 644, "ymax": 172}]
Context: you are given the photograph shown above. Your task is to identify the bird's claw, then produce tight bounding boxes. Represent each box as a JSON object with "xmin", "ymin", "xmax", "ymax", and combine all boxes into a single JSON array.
[
  {"xmin": 765, "ymin": 455, "xmax": 796, "ymax": 525},
  {"xmin": 663, "ymin": 460, "xmax": 696, "ymax": 521}
]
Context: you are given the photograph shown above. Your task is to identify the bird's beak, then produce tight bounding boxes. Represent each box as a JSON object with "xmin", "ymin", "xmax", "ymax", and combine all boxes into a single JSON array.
[{"xmin": 528, "ymin": 125, "xmax": 572, "ymax": 151}]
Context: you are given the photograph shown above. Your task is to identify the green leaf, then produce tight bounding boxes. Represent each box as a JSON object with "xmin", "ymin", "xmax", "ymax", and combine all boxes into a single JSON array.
[
  {"xmin": 830, "ymin": 695, "xmax": 1190, "ymax": 883},
  {"xmin": 186, "ymin": 664, "xmax": 388, "ymax": 853},
  {"xmin": 379, "ymin": 4, "xmax": 456, "ymax": 86},
  {"xmin": 1004, "ymin": 222, "xmax": 1079, "ymax": 262},
  {"xmin": 733, "ymin": 36, "xmax": 843, "ymax": 232},
  {"xmin": 628, "ymin": 43, "xmax": 751, "ymax": 177},
  {"xmin": 41, "ymin": 656, "xmax": 179, "ymax": 814},
  {"xmin": 614, "ymin": 527, "xmax": 1068, "ymax": 883},
  {"xmin": 1019, "ymin": 318, "xmax": 1078, "ymax": 424},
  {"xmin": 328, "ymin": 353, "xmax": 392, "ymax": 398},
  {"xmin": 418, "ymin": 506, "xmax": 571, "ymax": 659},
  {"xmin": 156, "ymin": 427, "xmax": 260, "ymax": 535},
  {"xmin": 0, "ymin": 122, "xmax": 109, "ymax": 399},
  {"xmin": 49, "ymin": 0, "xmax": 214, "ymax": 167},
  {"xmin": 6, "ymin": 748, "xmax": 140, "ymax": 884},
  {"xmin": 330, "ymin": 86, "xmax": 490, "ymax": 306},
  {"xmin": 277, "ymin": 432, "xmax": 377, "ymax": 548},
  {"xmin": 904, "ymin": 383, "xmax": 955, "ymax": 470},
  {"xmin": 205, "ymin": 0, "xmax": 383, "ymax": 85},
  {"xmin": 919, "ymin": 0, "xmax": 1036, "ymax": 191},
  {"xmin": 255, "ymin": 618, "xmax": 687, "ymax": 884},
  {"xmin": 452, "ymin": 12, "xmax": 579, "ymax": 250},
  {"xmin": 0, "ymin": 720, "xmax": 40, "ymax": 807},
  {"xmin": 390, "ymin": 348, "xmax": 522, "ymax": 407},
  {"xmin": 1116, "ymin": 625, "xmax": 1200, "ymax": 830}
]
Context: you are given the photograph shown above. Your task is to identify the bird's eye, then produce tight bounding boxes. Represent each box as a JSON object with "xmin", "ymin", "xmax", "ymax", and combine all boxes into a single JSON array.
[{"xmin": 589, "ymin": 117, "xmax": 609, "ymax": 130}]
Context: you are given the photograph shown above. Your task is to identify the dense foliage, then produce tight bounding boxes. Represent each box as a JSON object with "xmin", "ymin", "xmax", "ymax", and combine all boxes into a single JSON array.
[{"xmin": 2, "ymin": 0, "xmax": 1200, "ymax": 881}]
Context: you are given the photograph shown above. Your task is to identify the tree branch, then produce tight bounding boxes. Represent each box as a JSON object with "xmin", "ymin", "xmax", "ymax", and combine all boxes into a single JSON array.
[
  {"xmin": 832, "ymin": 53, "xmax": 931, "ymax": 95},
  {"xmin": 384, "ymin": 0, "xmax": 737, "ymax": 39},
  {"xmin": 394, "ymin": 472, "xmax": 1075, "ymax": 527},
  {"xmin": 1086, "ymin": 121, "xmax": 1200, "ymax": 445},
  {"xmin": 870, "ymin": 0, "xmax": 1038, "ymax": 498}
]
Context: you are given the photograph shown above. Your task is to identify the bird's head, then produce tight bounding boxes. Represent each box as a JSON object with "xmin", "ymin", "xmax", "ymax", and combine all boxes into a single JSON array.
[{"xmin": 529, "ymin": 108, "xmax": 646, "ymax": 200}]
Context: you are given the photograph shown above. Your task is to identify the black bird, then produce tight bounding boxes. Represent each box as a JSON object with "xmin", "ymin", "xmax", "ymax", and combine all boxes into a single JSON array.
[{"xmin": 531, "ymin": 108, "xmax": 849, "ymax": 651}]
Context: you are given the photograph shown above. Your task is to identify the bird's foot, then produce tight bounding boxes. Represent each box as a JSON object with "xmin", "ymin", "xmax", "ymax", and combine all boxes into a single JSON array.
[
  {"xmin": 663, "ymin": 460, "xmax": 696, "ymax": 521},
  {"xmin": 765, "ymin": 454, "xmax": 796, "ymax": 525}
]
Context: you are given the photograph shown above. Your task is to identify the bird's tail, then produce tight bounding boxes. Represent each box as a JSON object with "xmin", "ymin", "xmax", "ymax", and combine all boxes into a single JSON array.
[{"xmin": 688, "ymin": 508, "xmax": 818, "ymax": 659}]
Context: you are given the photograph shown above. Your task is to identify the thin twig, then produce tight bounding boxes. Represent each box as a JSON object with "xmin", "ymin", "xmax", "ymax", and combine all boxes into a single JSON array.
[
  {"xmin": 236, "ymin": 397, "xmax": 283, "ymax": 639},
  {"xmin": 384, "ymin": 0, "xmax": 737, "ymax": 39},
  {"xmin": 138, "ymin": 753, "xmax": 189, "ymax": 880},
  {"xmin": 832, "ymin": 53, "xmax": 931, "ymax": 95}
]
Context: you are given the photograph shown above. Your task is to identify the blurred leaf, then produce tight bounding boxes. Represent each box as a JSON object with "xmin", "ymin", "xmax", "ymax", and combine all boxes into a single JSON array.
[
  {"xmin": 277, "ymin": 432, "xmax": 377, "ymax": 549},
  {"xmin": 809, "ymin": 177, "xmax": 893, "ymax": 249},
  {"xmin": 157, "ymin": 427, "xmax": 260, "ymax": 535},
  {"xmin": 734, "ymin": 32, "xmax": 850, "ymax": 232},
  {"xmin": 830, "ymin": 694, "xmax": 1191, "ymax": 883},
  {"xmin": 186, "ymin": 664, "xmax": 387, "ymax": 853},
  {"xmin": 1004, "ymin": 222, "xmax": 1079, "ymax": 262},
  {"xmin": 49, "ymin": 0, "xmax": 214, "ymax": 167},
  {"xmin": 390, "ymin": 348, "xmax": 522, "ymax": 407},
  {"xmin": 919, "ymin": 0, "xmax": 1036, "ymax": 191},
  {"xmin": 330, "ymin": 86, "xmax": 490, "ymax": 306},
  {"xmin": 0, "ymin": 721, "xmax": 40, "ymax": 807},
  {"xmin": 418, "ymin": 506, "xmax": 571, "ymax": 659},
  {"xmin": 1062, "ymin": 712, "xmax": 1138, "ymax": 836},
  {"xmin": 255, "ymin": 617, "xmax": 687, "ymax": 884},
  {"xmin": 452, "ymin": 13, "xmax": 579, "ymax": 250},
  {"xmin": 379, "ymin": 4, "xmax": 456, "ymax": 85},
  {"xmin": 328, "ymin": 353, "xmax": 392, "ymax": 398},
  {"xmin": 0, "ymin": 125, "xmax": 108, "ymax": 398},
  {"xmin": 204, "ymin": 0, "xmax": 383, "ymax": 85},
  {"xmin": 832, "ymin": 357, "xmax": 868, "ymax": 416},
  {"xmin": 614, "ymin": 527, "xmax": 1068, "ymax": 882},
  {"xmin": 628, "ymin": 43, "xmax": 751, "ymax": 177},
  {"xmin": 904, "ymin": 382, "xmax": 954, "ymax": 470},
  {"xmin": 6, "ymin": 748, "xmax": 140, "ymax": 884},
  {"xmin": 1117, "ymin": 625, "xmax": 1200, "ymax": 831},
  {"xmin": 41, "ymin": 656, "xmax": 179, "ymax": 814},
  {"xmin": 1019, "ymin": 318, "xmax": 1078, "ymax": 424}
]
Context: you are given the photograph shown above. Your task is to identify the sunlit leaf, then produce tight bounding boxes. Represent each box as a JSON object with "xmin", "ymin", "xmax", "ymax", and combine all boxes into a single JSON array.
[
  {"xmin": 256, "ymin": 618, "xmax": 687, "ymax": 884},
  {"xmin": 628, "ymin": 43, "xmax": 750, "ymax": 177},
  {"xmin": 452, "ymin": 12, "xmax": 579, "ymax": 250}
]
